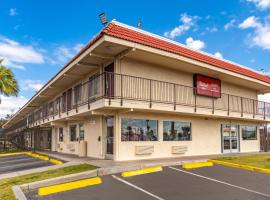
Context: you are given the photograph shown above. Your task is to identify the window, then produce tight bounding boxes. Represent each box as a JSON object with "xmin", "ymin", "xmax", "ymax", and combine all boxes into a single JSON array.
[
  {"xmin": 121, "ymin": 118, "xmax": 158, "ymax": 141},
  {"xmin": 89, "ymin": 74, "xmax": 100, "ymax": 98},
  {"xmin": 163, "ymin": 121, "xmax": 191, "ymax": 141},
  {"xmin": 79, "ymin": 124, "xmax": 85, "ymax": 141},
  {"xmin": 70, "ymin": 125, "xmax": 77, "ymax": 142},
  {"xmin": 242, "ymin": 126, "xmax": 257, "ymax": 140},
  {"xmin": 74, "ymin": 84, "xmax": 82, "ymax": 105},
  {"xmin": 62, "ymin": 92, "xmax": 67, "ymax": 112},
  {"xmin": 58, "ymin": 128, "xmax": 63, "ymax": 142}
]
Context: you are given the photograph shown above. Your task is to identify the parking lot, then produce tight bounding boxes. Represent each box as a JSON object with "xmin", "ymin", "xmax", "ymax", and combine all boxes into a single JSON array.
[
  {"xmin": 29, "ymin": 164, "xmax": 270, "ymax": 200},
  {"xmin": 0, "ymin": 154, "xmax": 53, "ymax": 174}
]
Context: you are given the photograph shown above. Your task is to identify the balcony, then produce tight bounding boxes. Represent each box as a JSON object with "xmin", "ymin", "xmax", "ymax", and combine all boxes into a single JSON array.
[{"xmin": 22, "ymin": 72, "xmax": 270, "ymax": 129}]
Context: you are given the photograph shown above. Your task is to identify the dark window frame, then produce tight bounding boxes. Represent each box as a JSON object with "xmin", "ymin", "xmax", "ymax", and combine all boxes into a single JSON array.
[
  {"xmin": 163, "ymin": 121, "xmax": 192, "ymax": 141},
  {"xmin": 121, "ymin": 118, "xmax": 158, "ymax": 142},
  {"xmin": 69, "ymin": 125, "xmax": 77, "ymax": 142},
  {"xmin": 241, "ymin": 125, "xmax": 257, "ymax": 140}
]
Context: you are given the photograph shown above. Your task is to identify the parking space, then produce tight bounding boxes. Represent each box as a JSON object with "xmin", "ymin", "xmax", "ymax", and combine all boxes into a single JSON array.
[
  {"xmin": 0, "ymin": 154, "xmax": 53, "ymax": 174},
  {"xmin": 30, "ymin": 164, "xmax": 270, "ymax": 200}
]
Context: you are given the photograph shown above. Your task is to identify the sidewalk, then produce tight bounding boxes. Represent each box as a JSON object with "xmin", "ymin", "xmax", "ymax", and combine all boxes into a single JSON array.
[
  {"xmin": 44, "ymin": 150, "xmax": 270, "ymax": 169},
  {"xmin": 2, "ymin": 151, "xmax": 269, "ymax": 180}
]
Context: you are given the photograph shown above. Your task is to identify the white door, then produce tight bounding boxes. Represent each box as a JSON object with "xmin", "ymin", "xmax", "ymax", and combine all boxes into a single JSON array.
[{"xmin": 222, "ymin": 124, "xmax": 239, "ymax": 153}]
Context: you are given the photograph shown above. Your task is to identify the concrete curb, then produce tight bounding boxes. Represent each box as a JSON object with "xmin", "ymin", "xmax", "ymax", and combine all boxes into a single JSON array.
[
  {"xmin": 12, "ymin": 186, "xmax": 27, "ymax": 200},
  {"xmin": 15, "ymin": 158, "xmax": 208, "ymax": 199},
  {"xmin": 20, "ymin": 169, "xmax": 98, "ymax": 190},
  {"xmin": 0, "ymin": 161, "xmax": 81, "ymax": 180}
]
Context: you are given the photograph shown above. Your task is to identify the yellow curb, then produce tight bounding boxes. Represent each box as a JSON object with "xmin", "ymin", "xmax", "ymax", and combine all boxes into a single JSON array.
[
  {"xmin": 209, "ymin": 159, "xmax": 270, "ymax": 175},
  {"xmin": 182, "ymin": 161, "xmax": 214, "ymax": 169},
  {"xmin": 35, "ymin": 151, "xmax": 49, "ymax": 156},
  {"xmin": 0, "ymin": 152, "xmax": 30, "ymax": 157},
  {"xmin": 121, "ymin": 166, "xmax": 163, "ymax": 177},
  {"xmin": 49, "ymin": 159, "xmax": 63, "ymax": 165},
  {"xmin": 38, "ymin": 177, "xmax": 102, "ymax": 196}
]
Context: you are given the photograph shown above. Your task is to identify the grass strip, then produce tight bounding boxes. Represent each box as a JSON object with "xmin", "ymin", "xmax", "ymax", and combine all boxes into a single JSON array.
[{"xmin": 0, "ymin": 164, "xmax": 96, "ymax": 200}]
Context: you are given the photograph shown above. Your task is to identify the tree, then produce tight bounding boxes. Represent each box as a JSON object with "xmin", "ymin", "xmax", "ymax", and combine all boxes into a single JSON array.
[{"xmin": 0, "ymin": 59, "xmax": 19, "ymax": 103}]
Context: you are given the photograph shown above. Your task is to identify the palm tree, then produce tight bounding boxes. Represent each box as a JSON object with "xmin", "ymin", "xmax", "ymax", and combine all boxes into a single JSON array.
[{"xmin": 0, "ymin": 59, "xmax": 19, "ymax": 103}]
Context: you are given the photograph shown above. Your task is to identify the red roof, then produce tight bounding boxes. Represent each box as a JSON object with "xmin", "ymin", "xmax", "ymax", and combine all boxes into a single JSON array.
[{"xmin": 101, "ymin": 22, "xmax": 270, "ymax": 84}]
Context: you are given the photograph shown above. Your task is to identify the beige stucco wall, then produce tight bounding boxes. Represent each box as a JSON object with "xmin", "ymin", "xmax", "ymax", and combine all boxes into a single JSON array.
[
  {"xmin": 52, "ymin": 116, "xmax": 104, "ymax": 159},
  {"xmin": 117, "ymin": 58, "xmax": 258, "ymax": 100},
  {"xmin": 115, "ymin": 112, "xmax": 260, "ymax": 161}
]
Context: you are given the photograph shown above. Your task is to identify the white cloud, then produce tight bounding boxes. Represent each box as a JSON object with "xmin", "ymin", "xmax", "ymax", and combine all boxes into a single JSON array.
[
  {"xmin": 206, "ymin": 27, "xmax": 218, "ymax": 33},
  {"xmin": 164, "ymin": 14, "xmax": 198, "ymax": 39},
  {"xmin": 258, "ymin": 93, "xmax": 270, "ymax": 103},
  {"xmin": 239, "ymin": 16, "xmax": 260, "ymax": 29},
  {"xmin": 224, "ymin": 19, "xmax": 237, "ymax": 30},
  {"xmin": 239, "ymin": 16, "xmax": 270, "ymax": 50},
  {"xmin": 246, "ymin": 0, "xmax": 270, "ymax": 10},
  {"xmin": 214, "ymin": 52, "xmax": 223, "ymax": 59},
  {"xmin": 21, "ymin": 80, "xmax": 44, "ymax": 92},
  {"xmin": 185, "ymin": 37, "xmax": 205, "ymax": 50},
  {"xmin": 0, "ymin": 36, "xmax": 44, "ymax": 70},
  {"xmin": 0, "ymin": 95, "xmax": 28, "ymax": 118},
  {"xmin": 73, "ymin": 43, "xmax": 84, "ymax": 52},
  {"xmin": 52, "ymin": 43, "xmax": 85, "ymax": 64},
  {"xmin": 9, "ymin": 8, "xmax": 17, "ymax": 16}
]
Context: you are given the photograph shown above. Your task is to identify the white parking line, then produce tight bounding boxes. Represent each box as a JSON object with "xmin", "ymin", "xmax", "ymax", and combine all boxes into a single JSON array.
[
  {"xmin": 169, "ymin": 167, "xmax": 270, "ymax": 198},
  {"xmin": 112, "ymin": 175, "xmax": 165, "ymax": 200}
]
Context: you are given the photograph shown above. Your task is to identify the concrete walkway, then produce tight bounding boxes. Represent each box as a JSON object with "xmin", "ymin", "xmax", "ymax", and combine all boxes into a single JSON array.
[{"xmin": 43, "ymin": 151, "xmax": 270, "ymax": 169}]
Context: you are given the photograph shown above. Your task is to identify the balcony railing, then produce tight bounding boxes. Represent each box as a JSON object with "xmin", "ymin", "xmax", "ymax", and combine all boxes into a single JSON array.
[{"xmin": 21, "ymin": 72, "xmax": 270, "ymax": 128}]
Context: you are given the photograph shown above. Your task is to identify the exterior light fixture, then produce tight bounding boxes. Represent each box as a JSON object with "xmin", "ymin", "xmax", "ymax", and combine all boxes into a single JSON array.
[
  {"xmin": 137, "ymin": 21, "xmax": 142, "ymax": 28},
  {"xmin": 99, "ymin": 12, "xmax": 108, "ymax": 26}
]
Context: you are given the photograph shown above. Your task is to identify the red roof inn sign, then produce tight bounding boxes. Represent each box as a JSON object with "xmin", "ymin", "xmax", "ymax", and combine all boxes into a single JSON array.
[{"xmin": 194, "ymin": 74, "xmax": 221, "ymax": 98}]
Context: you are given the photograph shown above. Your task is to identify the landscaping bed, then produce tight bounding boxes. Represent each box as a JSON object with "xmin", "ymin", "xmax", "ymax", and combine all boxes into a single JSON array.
[{"xmin": 213, "ymin": 154, "xmax": 270, "ymax": 169}]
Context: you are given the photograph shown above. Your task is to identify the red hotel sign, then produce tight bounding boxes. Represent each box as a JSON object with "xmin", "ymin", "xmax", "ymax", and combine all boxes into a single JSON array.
[{"xmin": 194, "ymin": 74, "xmax": 221, "ymax": 98}]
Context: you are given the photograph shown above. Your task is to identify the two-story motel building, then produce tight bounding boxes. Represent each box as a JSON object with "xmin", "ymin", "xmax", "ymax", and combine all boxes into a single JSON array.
[{"xmin": 3, "ymin": 21, "xmax": 270, "ymax": 161}]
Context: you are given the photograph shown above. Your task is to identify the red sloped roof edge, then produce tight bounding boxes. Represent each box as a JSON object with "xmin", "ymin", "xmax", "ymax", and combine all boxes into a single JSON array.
[{"xmin": 101, "ymin": 21, "xmax": 270, "ymax": 85}]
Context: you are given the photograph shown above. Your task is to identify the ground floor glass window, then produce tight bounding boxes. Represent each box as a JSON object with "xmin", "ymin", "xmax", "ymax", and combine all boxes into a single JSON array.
[
  {"xmin": 121, "ymin": 118, "xmax": 158, "ymax": 141},
  {"xmin": 58, "ymin": 127, "xmax": 63, "ymax": 142},
  {"xmin": 79, "ymin": 124, "xmax": 85, "ymax": 141},
  {"xmin": 163, "ymin": 121, "xmax": 191, "ymax": 141},
  {"xmin": 242, "ymin": 125, "xmax": 257, "ymax": 140},
  {"xmin": 70, "ymin": 125, "xmax": 77, "ymax": 142}
]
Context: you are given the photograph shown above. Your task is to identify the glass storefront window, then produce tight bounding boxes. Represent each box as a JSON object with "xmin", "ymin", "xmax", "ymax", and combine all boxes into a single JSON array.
[
  {"xmin": 58, "ymin": 127, "xmax": 63, "ymax": 142},
  {"xmin": 163, "ymin": 121, "xmax": 191, "ymax": 141},
  {"xmin": 121, "ymin": 118, "xmax": 158, "ymax": 141},
  {"xmin": 70, "ymin": 125, "xmax": 77, "ymax": 142},
  {"xmin": 242, "ymin": 126, "xmax": 257, "ymax": 140},
  {"xmin": 79, "ymin": 124, "xmax": 85, "ymax": 141}
]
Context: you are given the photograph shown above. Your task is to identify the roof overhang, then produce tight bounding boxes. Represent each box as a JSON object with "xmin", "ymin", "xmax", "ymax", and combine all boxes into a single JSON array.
[{"xmin": 4, "ymin": 20, "xmax": 270, "ymax": 129}]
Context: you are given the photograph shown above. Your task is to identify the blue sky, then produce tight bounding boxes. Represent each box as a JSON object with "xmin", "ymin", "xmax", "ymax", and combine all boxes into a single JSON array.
[{"xmin": 0, "ymin": 0, "xmax": 270, "ymax": 117}]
